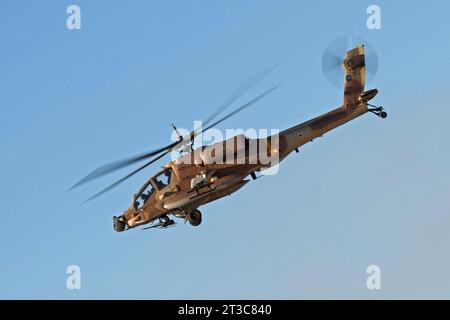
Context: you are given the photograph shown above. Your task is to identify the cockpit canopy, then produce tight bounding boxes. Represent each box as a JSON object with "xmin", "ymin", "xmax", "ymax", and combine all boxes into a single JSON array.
[
  {"xmin": 133, "ymin": 167, "xmax": 173, "ymax": 209},
  {"xmin": 153, "ymin": 167, "xmax": 172, "ymax": 190}
]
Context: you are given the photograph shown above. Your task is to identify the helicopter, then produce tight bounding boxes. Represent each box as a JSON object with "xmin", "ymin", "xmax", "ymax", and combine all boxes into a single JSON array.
[{"xmin": 71, "ymin": 44, "xmax": 387, "ymax": 232}]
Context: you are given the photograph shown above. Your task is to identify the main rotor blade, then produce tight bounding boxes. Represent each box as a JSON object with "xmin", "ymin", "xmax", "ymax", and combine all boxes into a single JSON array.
[
  {"xmin": 201, "ymin": 65, "xmax": 278, "ymax": 128},
  {"xmin": 175, "ymin": 66, "xmax": 279, "ymax": 150},
  {"xmin": 82, "ymin": 151, "xmax": 169, "ymax": 203},
  {"xmin": 70, "ymin": 140, "xmax": 180, "ymax": 190},
  {"xmin": 201, "ymin": 84, "xmax": 281, "ymax": 134},
  {"xmin": 72, "ymin": 67, "xmax": 278, "ymax": 191},
  {"xmin": 83, "ymin": 85, "xmax": 280, "ymax": 202}
]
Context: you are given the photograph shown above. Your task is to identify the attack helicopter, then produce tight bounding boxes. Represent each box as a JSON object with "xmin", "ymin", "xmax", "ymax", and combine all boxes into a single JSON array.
[{"xmin": 72, "ymin": 43, "xmax": 387, "ymax": 232}]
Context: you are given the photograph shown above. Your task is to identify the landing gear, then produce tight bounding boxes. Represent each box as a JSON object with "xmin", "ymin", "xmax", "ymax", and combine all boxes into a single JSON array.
[
  {"xmin": 142, "ymin": 215, "xmax": 176, "ymax": 230},
  {"xmin": 113, "ymin": 216, "xmax": 126, "ymax": 232},
  {"xmin": 188, "ymin": 209, "xmax": 202, "ymax": 226},
  {"xmin": 368, "ymin": 104, "xmax": 388, "ymax": 119},
  {"xmin": 161, "ymin": 215, "xmax": 175, "ymax": 228}
]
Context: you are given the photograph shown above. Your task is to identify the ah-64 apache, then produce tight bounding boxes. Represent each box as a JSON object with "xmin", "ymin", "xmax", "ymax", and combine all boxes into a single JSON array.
[{"xmin": 72, "ymin": 44, "xmax": 387, "ymax": 232}]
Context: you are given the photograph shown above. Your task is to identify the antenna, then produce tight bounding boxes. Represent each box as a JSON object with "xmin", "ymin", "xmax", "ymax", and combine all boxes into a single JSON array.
[{"xmin": 171, "ymin": 123, "xmax": 182, "ymax": 141}]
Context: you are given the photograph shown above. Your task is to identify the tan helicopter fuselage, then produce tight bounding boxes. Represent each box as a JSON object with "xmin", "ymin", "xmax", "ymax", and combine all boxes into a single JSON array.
[
  {"xmin": 121, "ymin": 45, "xmax": 379, "ymax": 229},
  {"xmin": 122, "ymin": 101, "xmax": 369, "ymax": 229}
]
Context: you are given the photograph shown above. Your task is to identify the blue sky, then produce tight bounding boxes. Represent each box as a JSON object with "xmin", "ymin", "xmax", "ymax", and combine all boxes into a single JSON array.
[{"xmin": 1, "ymin": 0, "xmax": 450, "ymax": 299}]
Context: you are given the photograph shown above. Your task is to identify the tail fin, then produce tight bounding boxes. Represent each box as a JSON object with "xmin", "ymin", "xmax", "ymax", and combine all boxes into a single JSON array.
[{"xmin": 342, "ymin": 45, "xmax": 366, "ymax": 107}]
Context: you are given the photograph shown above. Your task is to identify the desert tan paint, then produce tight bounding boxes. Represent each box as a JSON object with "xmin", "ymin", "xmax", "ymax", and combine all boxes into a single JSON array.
[{"xmin": 120, "ymin": 45, "xmax": 374, "ymax": 230}]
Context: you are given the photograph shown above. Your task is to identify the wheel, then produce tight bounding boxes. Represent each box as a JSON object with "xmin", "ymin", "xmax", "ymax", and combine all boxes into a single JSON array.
[
  {"xmin": 188, "ymin": 209, "xmax": 202, "ymax": 226},
  {"xmin": 380, "ymin": 111, "xmax": 387, "ymax": 119},
  {"xmin": 114, "ymin": 220, "xmax": 126, "ymax": 232}
]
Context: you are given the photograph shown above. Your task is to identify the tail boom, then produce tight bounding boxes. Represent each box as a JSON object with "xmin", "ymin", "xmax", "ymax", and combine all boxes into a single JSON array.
[{"xmin": 276, "ymin": 45, "xmax": 376, "ymax": 162}]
